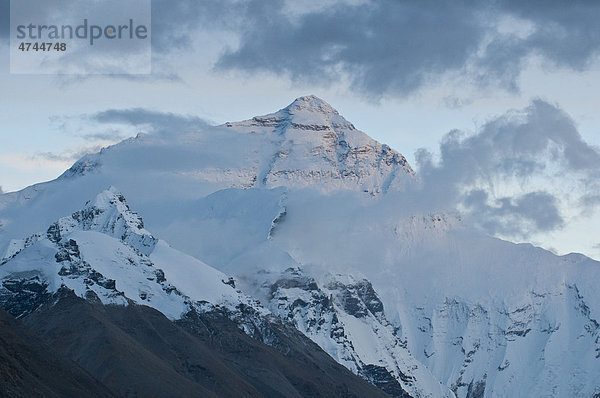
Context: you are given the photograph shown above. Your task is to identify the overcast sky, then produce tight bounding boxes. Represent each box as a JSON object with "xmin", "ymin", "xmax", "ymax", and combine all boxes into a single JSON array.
[{"xmin": 1, "ymin": 0, "xmax": 600, "ymax": 259}]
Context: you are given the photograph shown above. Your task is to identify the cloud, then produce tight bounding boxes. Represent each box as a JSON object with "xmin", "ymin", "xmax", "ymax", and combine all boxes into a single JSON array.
[
  {"xmin": 28, "ymin": 144, "xmax": 112, "ymax": 165},
  {"xmin": 209, "ymin": 0, "xmax": 600, "ymax": 98},
  {"xmin": 150, "ymin": 0, "xmax": 242, "ymax": 51},
  {"xmin": 90, "ymin": 108, "xmax": 210, "ymax": 134},
  {"xmin": 580, "ymin": 194, "xmax": 600, "ymax": 214},
  {"xmin": 413, "ymin": 99, "xmax": 600, "ymax": 237},
  {"xmin": 0, "ymin": 0, "xmax": 8, "ymax": 39},
  {"xmin": 442, "ymin": 96, "xmax": 474, "ymax": 110},
  {"xmin": 215, "ymin": 0, "xmax": 485, "ymax": 98},
  {"xmin": 34, "ymin": 150, "xmax": 89, "ymax": 163},
  {"xmin": 85, "ymin": 102, "xmax": 598, "ymax": 240},
  {"xmin": 474, "ymin": 1, "xmax": 600, "ymax": 90},
  {"xmin": 463, "ymin": 189, "xmax": 563, "ymax": 237},
  {"xmin": 0, "ymin": 153, "xmax": 73, "ymax": 171},
  {"xmin": 500, "ymin": 0, "xmax": 600, "ymax": 70},
  {"xmin": 82, "ymin": 130, "xmax": 125, "ymax": 142},
  {"xmin": 5, "ymin": 1, "xmax": 600, "ymax": 95}
]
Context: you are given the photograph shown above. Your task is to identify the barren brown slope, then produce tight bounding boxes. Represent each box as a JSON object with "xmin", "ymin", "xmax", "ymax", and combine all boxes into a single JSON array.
[
  {"xmin": 0, "ymin": 308, "xmax": 114, "ymax": 398},
  {"xmin": 22, "ymin": 289, "xmax": 389, "ymax": 398}
]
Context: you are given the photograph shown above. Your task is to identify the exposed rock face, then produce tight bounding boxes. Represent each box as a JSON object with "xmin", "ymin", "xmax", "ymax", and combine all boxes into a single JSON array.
[
  {"xmin": 0, "ymin": 275, "xmax": 52, "ymax": 319},
  {"xmin": 267, "ymin": 268, "xmax": 453, "ymax": 398}
]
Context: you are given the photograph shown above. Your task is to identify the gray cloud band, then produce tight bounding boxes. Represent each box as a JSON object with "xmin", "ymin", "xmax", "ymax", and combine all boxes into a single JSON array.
[
  {"xmin": 91, "ymin": 108, "xmax": 210, "ymax": 134},
  {"xmin": 157, "ymin": 0, "xmax": 600, "ymax": 97},
  {"xmin": 6, "ymin": 0, "xmax": 599, "ymax": 93}
]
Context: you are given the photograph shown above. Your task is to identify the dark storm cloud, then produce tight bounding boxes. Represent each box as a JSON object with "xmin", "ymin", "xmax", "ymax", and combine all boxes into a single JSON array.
[
  {"xmin": 414, "ymin": 99, "xmax": 600, "ymax": 236},
  {"xmin": 91, "ymin": 108, "xmax": 210, "ymax": 134}
]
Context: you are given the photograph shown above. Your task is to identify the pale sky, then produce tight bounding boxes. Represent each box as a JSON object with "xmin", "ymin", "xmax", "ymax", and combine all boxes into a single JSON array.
[{"xmin": 1, "ymin": 0, "xmax": 599, "ymax": 259}]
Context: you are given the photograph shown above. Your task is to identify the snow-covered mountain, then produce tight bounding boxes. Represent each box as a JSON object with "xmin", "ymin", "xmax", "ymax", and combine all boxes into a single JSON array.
[
  {"xmin": 266, "ymin": 268, "xmax": 452, "ymax": 397},
  {"xmin": 0, "ymin": 187, "xmax": 447, "ymax": 397},
  {"xmin": 0, "ymin": 187, "xmax": 260, "ymax": 321},
  {"xmin": 224, "ymin": 95, "xmax": 414, "ymax": 193},
  {"xmin": 1, "ymin": 96, "xmax": 599, "ymax": 397}
]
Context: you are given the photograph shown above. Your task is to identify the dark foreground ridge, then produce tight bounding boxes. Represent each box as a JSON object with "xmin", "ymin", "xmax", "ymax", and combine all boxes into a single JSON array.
[
  {"xmin": 0, "ymin": 306, "xmax": 113, "ymax": 397},
  {"xmin": 2, "ymin": 288, "xmax": 389, "ymax": 397}
]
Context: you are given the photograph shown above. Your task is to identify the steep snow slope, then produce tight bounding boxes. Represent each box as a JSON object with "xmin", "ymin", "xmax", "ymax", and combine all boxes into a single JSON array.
[{"xmin": 1, "ymin": 96, "xmax": 599, "ymax": 397}]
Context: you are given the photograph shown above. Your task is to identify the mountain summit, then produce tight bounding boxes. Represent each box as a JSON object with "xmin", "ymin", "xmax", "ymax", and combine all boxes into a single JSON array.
[
  {"xmin": 286, "ymin": 95, "xmax": 342, "ymax": 115},
  {"xmin": 225, "ymin": 95, "xmax": 413, "ymax": 192},
  {"xmin": 227, "ymin": 95, "xmax": 355, "ymax": 131}
]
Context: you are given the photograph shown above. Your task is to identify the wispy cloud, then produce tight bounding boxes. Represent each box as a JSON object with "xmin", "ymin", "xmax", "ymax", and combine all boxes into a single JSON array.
[
  {"xmin": 5, "ymin": 144, "xmax": 107, "ymax": 166},
  {"xmin": 82, "ymin": 130, "xmax": 125, "ymax": 142},
  {"xmin": 0, "ymin": 153, "xmax": 71, "ymax": 171},
  {"xmin": 90, "ymin": 108, "xmax": 210, "ymax": 133},
  {"xmin": 33, "ymin": 145, "xmax": 107, "ymax": 163},
  {"xmin": 79, "ymin": 101, "xmax": 600, "ymax": 240}
]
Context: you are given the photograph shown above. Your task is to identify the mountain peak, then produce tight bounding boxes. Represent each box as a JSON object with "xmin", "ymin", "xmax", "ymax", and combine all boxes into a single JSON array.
[
  {"xmin": 220, "ymin": 96, "xmax": 414, "ymax": 193},
  {"xmin": 224, "ymin": 95, "xmax": 355, "ymax": 132},
  {"xmin": 49, "ymin": 187, "xmax": 158, "ymax": 255},
  {"xmin": 285, "ymin": 95, "xmax": 339, "ymax": 115}
]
